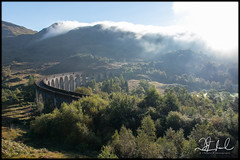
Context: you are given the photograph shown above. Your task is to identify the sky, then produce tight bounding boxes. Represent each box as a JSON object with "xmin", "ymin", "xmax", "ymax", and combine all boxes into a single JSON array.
[
  {"xmin": 2, "ymin": 2, "xmax": 175, "ymax": 31},
  {"xmin": 1, "ymin": 1, "xmax": 238, "ymax": 58}
]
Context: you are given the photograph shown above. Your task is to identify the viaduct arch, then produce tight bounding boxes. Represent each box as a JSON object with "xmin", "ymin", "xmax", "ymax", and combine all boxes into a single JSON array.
[{"xmin": 35, "ymin": 71, "xmax": 120, "ymax": 109}]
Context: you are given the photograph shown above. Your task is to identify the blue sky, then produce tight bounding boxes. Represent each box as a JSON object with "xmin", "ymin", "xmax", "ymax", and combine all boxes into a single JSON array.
[{"xmin": 2, "ymin": 2, "xmax": 175, "ymax": 31}]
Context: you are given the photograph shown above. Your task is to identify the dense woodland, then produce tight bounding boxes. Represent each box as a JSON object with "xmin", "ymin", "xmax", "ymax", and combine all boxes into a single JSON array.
[
  {"xmin": 2, "ymin": 57, "xmax": 239, "ymax": 158},
  {"xmin": 29, "ymin": 76, "xmax": 238, "ymax": 158}
]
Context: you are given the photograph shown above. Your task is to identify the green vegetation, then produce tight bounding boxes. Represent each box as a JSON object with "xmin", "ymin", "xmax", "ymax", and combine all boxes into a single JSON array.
[
  {"xmin": 2, "ymin": 75, "xmax": 36, "ymax": 104},
  {"xmin": 2, "ymin": 139, "xmax": 67, "ymax": 158},
  {"xmin": 29, "ymin": 78, "xmax": 238, "ymax": 158},
  {"xmin": 1, "ymin": 64, "xmax": 238, "ymax": 158},
  {"xmin": 1, "ymin": 66, "xmax": 95, "ymax": 158},
  {"xmin": 121, "ymin": 56, "xmax": 238, "ymax": 93},
  {"xmin": 75, "ymin": 86, "xmax": 93, "ymax": 95},
  {"xmin": 2, "ymin": 21, "xmax": 238, "ymax": 158}
]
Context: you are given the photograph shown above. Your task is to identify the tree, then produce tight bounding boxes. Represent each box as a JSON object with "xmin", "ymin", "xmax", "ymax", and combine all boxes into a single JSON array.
[
  {"xmin": 78, "ymin": 95, "xmax": 108, "ymax": 117},
  {"xmin": 136, "ymin": 132, "xmax": 160, "ymax": 158},
  {"xmin": 164, "ymin": 128, "xmax": 185, "ymax": 157},
  {"xmin": 161, "ymin": 90, "xmax": 180, "ymax": 115},
  {"xmin": 157, "ymin": 128, "xmax": 186, "ymax": 158},
  {"xmin": 166, "ymin": 111, "xmax": 183, "ymax": 131},
  {"xmin": 181, "ymin": 138, "xmax": 198, "ymax": 158},
  {"xmin": 27, "ymin": 75, "xmax": 36, "ymax": 86},
  {"xmin": 230, "ymin": 97, "xmax": 238, "ymax": 112},
  {"xmin": 189, "ymin": 123, "xmax": 217, "ymax": 147},
  {"xmin": 139, "ymin": 79, "xmax": 155, "ymax": 92},
  {"xmin": 124, "ymin": 81, "xmax": 129, "ymax": 93},
  {"xmin": 98, "ymin": 145, "xmax": 118, "ymax": 158},
  {"xmin": 101, "ymin": 80, "xmax": 111, "ymax": 93},
  {"xmin": 155, "ymin": 118, "xmax": 163, "ymax": 137},
  {"xmin": 137, "ymin": 115, "xmax": 157, "ymax": 141},
  {"xmin": 139, "ymin": 87, "xmax": 162, "ymax": 109},
  {"xmin": 22, "ymin": 75, "xmax": 36, "ymax": 102},
  {"xmin": 75, "ymin": 87, "xmax": 92, "ymax": 95},
  {"xmin": 77, "ymin": 95, "xmax": 109, "ymax": 134},
  {"xmin": 108, "ymin": 93, "xmax": 140, "ymax": 130},
  {"xmin": 172, "ymin": 87, "xmax": 192, "ymax": 106},
  {"xmin": 30, "ymin": 101, "xmax": 99, "ymax": 149},
  {"xmin": 223, "ymin": 108, "xmax": 238, "ymax": 137},
  {"xmin": 88, "ymin": 79, "xmax": 97, "ymax": 92},
  {"xmin": 111, "ymin": 126, "xmax": 136, "ymax": 158},
  {"xmin": 157, "ymin": 137, "xmax": 177, "ymax": 158},
  {"xmin": 131, "ymin": 86, "xmax": 145, "ymax": 98},
  {"xmin": 135, "ymin": 115, "xmax": 160, "ymax": 158}
]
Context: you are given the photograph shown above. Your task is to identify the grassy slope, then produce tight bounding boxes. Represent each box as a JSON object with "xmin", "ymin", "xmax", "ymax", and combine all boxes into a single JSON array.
[
  {"xmin": 2, "ymin": 21, "xmax": 37, "ymax": 38},
  {"xmin": 1, "ymin": 62, "xmax": 93, "ymax": 158},
  {"xmin": 128, "ymin": 79, "xmax": 166, "ymax": 94},
  {"xmin": 1, "ymin": 103, "xmax": 92, "ymax": 158}
]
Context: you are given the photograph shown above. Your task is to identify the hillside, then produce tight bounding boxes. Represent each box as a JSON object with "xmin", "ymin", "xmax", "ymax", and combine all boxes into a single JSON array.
[
  {"xmin": 2, "ymin": 21, "xmax": 213, "ymax": 65},
  {"xmin": 2, "ymin": 23, "xmax": 143, "ymax": 65},
  {"xmin": 2, "ymin": 21, "xmax": 37, "ymax": 38},
  {"xmin": 2, "ymin": 21, "xmax": 238, "ymax": 92}
]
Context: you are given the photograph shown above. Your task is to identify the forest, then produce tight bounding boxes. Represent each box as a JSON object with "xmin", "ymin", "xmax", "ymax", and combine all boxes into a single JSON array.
[
  {"xmin": 2, "ymin": 57, "xmax": 239, "ymax": 158},
  {"xmin": 29, "ymin": 76, "xmax": 239, "ymax": 158}
]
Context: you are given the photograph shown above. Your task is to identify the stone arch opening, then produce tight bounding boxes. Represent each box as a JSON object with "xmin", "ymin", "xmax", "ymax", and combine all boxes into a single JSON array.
[
  {"xmin": 64, "ymin": 76, "xmax": 69, "ymax": 91},
  {"xmin": 75, "ymin": 74, "xmax": 81, "ymax": 89},
  {"xmin": 51, "ymin": 79, "xmax": 55, "ymax": 87},
  {"xmin": 69, "ymin": 75, "xmax": 74, "ymax": 91},
  {"xmin": 60, "ymin": 77, "xmax": 64, "ymax": 89},
  {"xmin": 55, "ymin": 78, "xmax": 59, "ymax": 89}
]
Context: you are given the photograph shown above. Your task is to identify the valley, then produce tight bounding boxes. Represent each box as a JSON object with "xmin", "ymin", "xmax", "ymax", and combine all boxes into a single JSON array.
[{"xmin": 1, "ymin": 19, "xmax": 238, "ymax": 158}]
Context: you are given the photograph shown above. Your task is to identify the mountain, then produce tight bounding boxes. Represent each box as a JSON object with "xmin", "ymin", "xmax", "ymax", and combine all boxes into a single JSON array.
[
  {"xmin": 2, "ymin": 21, "xmax": 212, "ymax": 65},
  {"xmin": 2, "ymin": 21, "xmax": 238, "ymax": 92},
  {"xmin": 2, "ymin": 21, "xmax": 37, "ymax": 38},
  {"xmin": 2, "ymin": 22, "xmax": 145, "ymax": 64}
]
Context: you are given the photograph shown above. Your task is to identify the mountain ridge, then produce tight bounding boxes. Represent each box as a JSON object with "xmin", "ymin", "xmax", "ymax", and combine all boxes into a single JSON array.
[
  {"xmin": 2, "ymin": 21, "xmax": 238, "ymax": 92},
  {"xmin": 2, "ymin": 21, "xmax": 37, "ymax": 38}
]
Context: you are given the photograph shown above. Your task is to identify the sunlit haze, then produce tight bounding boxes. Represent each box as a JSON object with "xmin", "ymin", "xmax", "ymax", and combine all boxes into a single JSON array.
[{"xmin": 172, "ymin": 2, "xmax": 238, "ymax": 58}]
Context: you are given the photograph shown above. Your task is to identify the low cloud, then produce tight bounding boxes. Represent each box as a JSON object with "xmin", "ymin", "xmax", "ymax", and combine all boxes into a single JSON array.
[
  {"xmin": 40, "ymin": 21, "xmax": 91, "ymax": 40},
  {"xmin": 39, "ymin": 3, "xmax": 238, "ymax": 60},
  {"xmin": 39, "ymin": 20, "xmax": 206, "ymax": 53}
]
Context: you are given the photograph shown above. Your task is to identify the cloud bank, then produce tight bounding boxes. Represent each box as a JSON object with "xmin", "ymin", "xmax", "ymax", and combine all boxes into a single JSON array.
[
  {"xmin": 40, "ymin": 21, "xmax": 91, "ymax": 40},
  {"xmin": 40, "ymin": 20, "xmax": 193, "ymax": 40},
  {"xmin": 40, "ymin": 20, "xmax": 205, "ymax": 53},
  {"xmin": 39, "ymin": 2, "xmax": 237, "ymax": 59}
]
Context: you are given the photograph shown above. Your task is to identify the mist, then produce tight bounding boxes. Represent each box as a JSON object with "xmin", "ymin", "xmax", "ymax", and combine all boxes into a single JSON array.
[
  {"xmin": 39, "ymin": 15, "xmax": 237, "ymax": 60},
  {"xmin": 172, "ymin": 2, "xmax": 238, "ymax": 59}
]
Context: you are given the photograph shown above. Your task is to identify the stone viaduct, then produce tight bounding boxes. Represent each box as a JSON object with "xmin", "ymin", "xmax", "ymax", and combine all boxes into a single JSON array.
[{"xmin": 35, "ymin": 71, "xmax": 119, "ymax": 110}]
